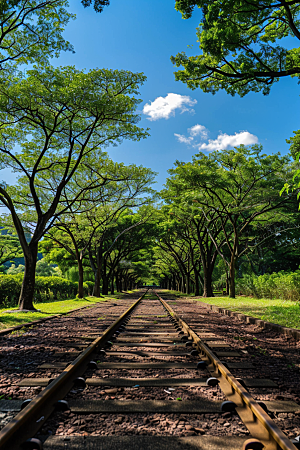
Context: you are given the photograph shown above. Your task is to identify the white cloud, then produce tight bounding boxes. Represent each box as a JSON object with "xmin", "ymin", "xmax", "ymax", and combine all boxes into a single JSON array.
[
  {"xmin": 174, "ymin": 133, "xmax": 193, "ymax": 144},
  {"xmin": 174, "ymin": 125, "xmax": 258, "ymax": 152},
  {"xmin": 174, "ymin": 123, "xmax": 208, "ymax": 145},
  {"xmin": 198, "ymin": 131, "xmax": 258, "ymax": 152},
  {"xmin": 143, "ymin": 93, "xmax": 197, "ymax": 121},
  {"xmin": 188, "ymin": 124, "xmax": 208, "ymax": 139}
]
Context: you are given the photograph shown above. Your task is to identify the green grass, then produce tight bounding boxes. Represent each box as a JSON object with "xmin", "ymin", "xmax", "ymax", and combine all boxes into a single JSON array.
[
  {"xmin": 144, "ymin": 294, "xmax": 159, "ymax": 300},
  {"xmin": 157, "ymin": 290, "xmax": 194, "ymax": 298},
  {"xmin": 0, "ymin": 296, "xmax": 114, "ymax": 331},
  {"xmin": 196, "ymin": 296, "xmax": 300, "ymax": 330}
]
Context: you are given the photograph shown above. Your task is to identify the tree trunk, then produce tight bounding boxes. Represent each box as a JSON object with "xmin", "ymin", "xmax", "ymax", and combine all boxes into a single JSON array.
[
  {"xmin": 116, "ymin": 271, "xmax": 121, "ymax": 292},
  {"xmin": 102, "ymin": 272, "xmax": 109, "ymax": 295},
  {"xmin": 111, "ymin": 273, "xmax": 114, "ymax": 295},
  {"xmin": 229, "ymin": 233, "xmax": 238, "ymax": 298},
  {"xmin": 93, "ymin": 267, "xmax": 101, "ymax": 297},
  {"xmin": 172, "ymin": 274, "xmax": 176, "ymax": 291},
  {"xmin": 102, "ymin": 277, "xmax": 108, "ymax": 295},
  {"xmin": 194, "ymin": 269, "xmax": 200, "ymax": 296},
  {"xmin": 226, "ymin": 272, "xmax": 229, "ymax": 295},
  {"xmin": 18, "ymin": 243, "xmax": 38, "ymax": 310},
  {"xmin": 229, "ymin": 258, "xmax": 236, "ymax": 298},
  {"xmin": 77, "ymin": 257, "xmax": 84, "ymax": 298},
  {"xmin": 186, "ymin": 274, "xmax": 190, "ymax": 294},
  {"xmin": 202, "ymin": 268, "xmax": 214, "ymax": 297},
  {"xmin": 92, "ymin": 245, "xmax": 103, "ymax": 297}
]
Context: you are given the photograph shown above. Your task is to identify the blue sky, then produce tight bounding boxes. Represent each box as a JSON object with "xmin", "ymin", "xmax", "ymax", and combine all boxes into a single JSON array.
[{"xmin": 4, "ymin": 0, "xmax": 300, "ymax": 189}]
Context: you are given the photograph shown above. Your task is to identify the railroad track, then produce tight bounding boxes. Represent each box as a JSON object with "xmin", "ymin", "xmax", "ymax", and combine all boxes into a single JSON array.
[{"xmin": 0, "ymin": 289, "xmax": 299, "ymax": 450}]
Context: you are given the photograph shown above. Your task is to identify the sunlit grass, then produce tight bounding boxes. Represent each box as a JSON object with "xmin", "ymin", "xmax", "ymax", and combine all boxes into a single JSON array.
[
  {"xmin": 0, "ymin": 296, "xmax": 111, "ymax": 330},
  {"xmin": 159, "ymin": 289, "xmax": 300, "ymax": 329},
  {"xmin": 197, "ymin": 296, "xmax": 300, "ymax": 329},
  {"xmin": 159, "ymin": 289, "xmax": 194, "ymax": 298}
]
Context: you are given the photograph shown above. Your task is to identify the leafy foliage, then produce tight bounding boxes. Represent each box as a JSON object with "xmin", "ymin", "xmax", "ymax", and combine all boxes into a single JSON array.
[
  {"xmin": 0, "ymin": 64, "xmax": 149, "ymax": 309},
  {"xmin": 173, "ymin": 0, "xmax": 300, "ymax": 96},
  {"xmin": 157, "ymin": 145, "xmax": 297, "ymax": 297},
  {"xmin": 0, "ymin": 228, "xmax": 23, "ymax": 265},
  {"xmin": 81, "ymin": 0, "xmax": 110, "ymax": 13},
  {"xmin": 0, "ymin": 0, "xmax": 74, "ymax": 71},
  {"xmin": 237, "ymin": 270, "xmax": 300, "ymax": 301},
  {"xmin": 0, "ymin": 274, "xmax": 91, "ymax": 307}
]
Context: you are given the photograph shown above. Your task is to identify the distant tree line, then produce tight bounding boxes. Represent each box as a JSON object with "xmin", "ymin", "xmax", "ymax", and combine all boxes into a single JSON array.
[{"xmin": 151, "ymin": 146, "xmax": 300, "ymax": 298}]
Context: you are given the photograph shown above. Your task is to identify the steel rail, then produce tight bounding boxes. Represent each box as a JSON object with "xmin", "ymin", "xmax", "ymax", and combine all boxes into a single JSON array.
[
  {"xmin": 154, "ymin": 290, "xmax": 297, "ymax": 450},
  {"xmin": 0, "ymin": 290, "xmax": 148, "ymax": 450}
]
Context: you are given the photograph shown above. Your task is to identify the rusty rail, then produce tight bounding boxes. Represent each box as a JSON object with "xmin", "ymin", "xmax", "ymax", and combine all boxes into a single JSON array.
[
  {"xmin": 0, "ymin": 290, "xmax": 148, "ymax": 450},
  {"xmin": 154, "ymin": 290, "xmax": 297, "ymax": 450}
]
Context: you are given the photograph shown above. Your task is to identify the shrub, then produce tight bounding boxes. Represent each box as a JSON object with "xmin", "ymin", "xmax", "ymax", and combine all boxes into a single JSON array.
[
  {"xmin": 0, "ymin": 274, "xmax": 86, "ymax": 307},
  {"xmin": 236, "ymin": 270, "xmax": 300, "ymax": 301},
  {"xmin": 65, "ymin": 266, "xmax": 78, "ymax": 282},
  {"xmin": 34, "ymin": 276, "xmax": 78, "ymax": 302},
  {"xmin": 84, "ymin": 280, "xmax": 94, "ymax": 296},
  {"xmin": 7, "ymin": 264, "xmax": 25, "ymax": 275},
  {"xmin": 0, "ymin": 274, "xmax": 23, "ymax": 307},
  {"xmin": 35, "ymin": 258, "xmax": 57, "ymax": 277}
]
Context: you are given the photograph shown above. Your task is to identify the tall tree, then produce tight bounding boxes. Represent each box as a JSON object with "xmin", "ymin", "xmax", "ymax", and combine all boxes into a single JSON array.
[
  {"xmin": 88, "ymin": 206, "xmax": 154, "ymax": 295},
  {"xmin": 0, "ymin": 65, "xmax": 148, "ymax": 310},
  {"xmin": 172, "ymin": 0, "xmax": 300, "ymax": 96},
  {"xmin": 161, "ymin": 188, "xmax": 226, "ymax": 297},
  {"xmin": 168, "ymin": 145, "xmax": 295, "ymax": 297},
  {"xmin": 41, "ymin": 160, "xmax": 155, "ymax": 298},
  {"xmin": 101, "ymin": 212, "xmax": 157, "ymax": 293},
  {"xmin": 0, "ymin": 0, "xmax": 74, "ymax": 71}
]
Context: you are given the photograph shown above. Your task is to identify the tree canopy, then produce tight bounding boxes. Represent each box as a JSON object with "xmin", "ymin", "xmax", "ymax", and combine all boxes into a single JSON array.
[
  {"xmin": 164, "ymin": 145, "xmax": 296, "ymax": 297},
  {"xmin": 172, "ymin": 0, "xmax": 300, "ymax": 96},
  {"xmin": 0, "ymin": 0, "xmax": 74, "ymax": 71},
  {"xmin": 81, "ymin": 0, "xmax": 110, "ymax": 13},
  {"xmin": 0, "ymin": 65, "xmax": 149, "ymax": 309}
]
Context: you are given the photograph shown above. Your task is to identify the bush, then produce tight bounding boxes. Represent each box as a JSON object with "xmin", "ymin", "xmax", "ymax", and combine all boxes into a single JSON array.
[
  {"xmin": 236, "ymin": 270, "xmax": 300, "ymax": 301},
  {"xmin": 35, "ymin": 258, "xmax": 58, "ymax": 277},
  {"xmin": 84, "ymin": 280, "xmax": 94, "ymax": 296},
  {"xmin": 65, "ymin": 266, "xmax": 95, "ymax": 283},
  {"xmin": 34, "ymin": 276, "xmax": 78, "ymax": 302},
  {"xmin": 7, "ymin": 264, "xmax": 25, "ymax": 275},
  {"xmin": 65, "ymin": 266, "xmax": 78, "ymax": 282},
  {"xmin": 0, "ymin": 274, "xmax": 89, "ymax": 307},
  {"xmin": 0, "ymin": 274, "xmax": 23, "ymax": 307}
]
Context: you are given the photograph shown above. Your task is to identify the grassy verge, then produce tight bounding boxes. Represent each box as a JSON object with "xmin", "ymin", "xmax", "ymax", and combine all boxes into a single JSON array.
[
  {"xmin": 194, "ymin": 296, "xmax": 300, "ymax": 330},
  {"xmin": 158, "ymin": 290, "xmax": 300, "ymax": 330},
  {"xmin": 0, "ymin": 296, "xmax": 114, "ymax": 331}
]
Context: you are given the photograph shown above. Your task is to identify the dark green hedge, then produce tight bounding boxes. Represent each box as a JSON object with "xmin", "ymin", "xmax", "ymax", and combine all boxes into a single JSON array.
[{"xmin": 0, "ymin": 275, "xmax": 91, "ymax": 307}]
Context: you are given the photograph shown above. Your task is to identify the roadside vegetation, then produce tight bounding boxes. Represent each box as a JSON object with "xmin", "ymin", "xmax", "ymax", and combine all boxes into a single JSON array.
[
  {"xmin": 0, "ymin": 296, "xmax": 106, "ymax": 330},
  {"xmin": 197, "ymin": 296, "xmax": 300, "ymax": 331},
  {"xmin": 0, "ymin": 290, "xmax": 133, "ymax": 330},
  {"xmin": 160, "ymin": 289, "xmax": 300, "ymax": 330}
]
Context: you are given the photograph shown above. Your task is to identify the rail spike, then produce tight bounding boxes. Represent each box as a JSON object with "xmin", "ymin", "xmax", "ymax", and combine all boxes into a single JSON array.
[
  {"xmin": 242, "ymin": 438, "xmax": 264, "ymax": 450},
  {"xmin": 21, "ymin": 438, "xmax": 43, "ymax": 450}
]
